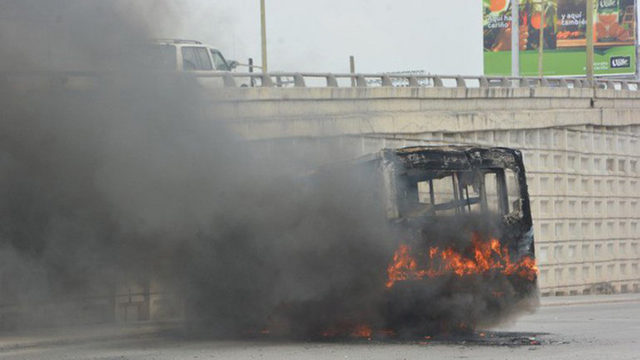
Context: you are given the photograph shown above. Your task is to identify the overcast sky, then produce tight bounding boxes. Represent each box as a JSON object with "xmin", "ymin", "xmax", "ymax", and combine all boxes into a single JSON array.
[{"xmin": 169, "ymin": 0, "xmax": 484, "ymax": 75}]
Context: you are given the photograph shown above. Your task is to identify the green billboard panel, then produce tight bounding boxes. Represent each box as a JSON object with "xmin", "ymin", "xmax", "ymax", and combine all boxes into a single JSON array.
[{"xmin": 483, "ymin": 0, "xmax": 637, "ymax": 77}]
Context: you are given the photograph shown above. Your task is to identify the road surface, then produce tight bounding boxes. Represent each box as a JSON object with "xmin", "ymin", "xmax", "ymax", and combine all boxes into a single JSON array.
[{"xmin": 1, "ymin": 294, "xmax": 639, "ymax": 360}]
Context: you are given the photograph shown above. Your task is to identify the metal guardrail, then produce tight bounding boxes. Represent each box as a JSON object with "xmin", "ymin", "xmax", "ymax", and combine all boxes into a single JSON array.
[
  {"xmin": 199, "ymin": 72, "xmax": 640, "ymax": 91},
  {"xmin": 2, "ymin": 71, "xmax": 639, "ymax": 91}
]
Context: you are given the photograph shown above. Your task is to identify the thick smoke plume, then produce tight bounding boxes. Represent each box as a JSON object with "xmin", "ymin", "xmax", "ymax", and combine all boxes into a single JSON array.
[
  {"xmin": 0, "ymin": 0, "xmax": 222, "ymax": 327},
  {"xmin": 0, "ymin": 0, "xmax": 536, "ymax": 336}
]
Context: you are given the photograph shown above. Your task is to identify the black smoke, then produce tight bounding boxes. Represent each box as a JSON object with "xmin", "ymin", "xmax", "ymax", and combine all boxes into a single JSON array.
[
  {"xmin": 0, "ymin": 0, "xmax": 393, "ymax": 333},
  {"xmin": 0, "ymin": 0, "xmax": 219, "ymax": 328},
  {"xmin": 0, "ymin": 0, "xmax": 537, "ymax": 336}
]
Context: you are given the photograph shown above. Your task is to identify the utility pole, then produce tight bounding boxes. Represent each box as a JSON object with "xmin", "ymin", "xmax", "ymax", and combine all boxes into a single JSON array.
[
  {"xmin": 538, "ymin": 1, "xmax": 545, "ymax": 77},
  {"xmin": 586, "ymin": 0, "xmax": 595, "ymax": 83},
  {"xmin": 260, "ymin": 0, "xmax": 268, "ymax": 73},
  {"xmin": 511, "ymin": 0, "xmax": 520, "ymax": 77}
]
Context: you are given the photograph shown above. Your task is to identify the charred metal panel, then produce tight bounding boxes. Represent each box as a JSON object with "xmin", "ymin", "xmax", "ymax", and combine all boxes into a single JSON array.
[{"xmin": 386, "ymin": 146, "xmax": 534, "ymax": 260}]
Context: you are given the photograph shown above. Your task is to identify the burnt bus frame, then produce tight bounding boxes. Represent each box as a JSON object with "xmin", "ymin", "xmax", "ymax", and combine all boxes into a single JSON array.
[
  {"xmin": 375, "ymin": 146, "xmax": 535, "ymax": 261},
  {"xmin": 313, "ymin": 145, "xmax": 535, "ymax": 262}
]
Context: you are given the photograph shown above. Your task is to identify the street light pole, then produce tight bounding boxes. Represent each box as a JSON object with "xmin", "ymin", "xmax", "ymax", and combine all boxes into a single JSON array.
[
  {"xmin": 260, "ymin": 0, "xmax": 268, "ymax": 73},
  {"xmin": 511, "ymin": 0, "xmax": 520, "ymax": 77},
  {"xmin": 538, "ymin": 1, "xmax": 545, "ymax": 77},
  {"xmin": 586, "ymin": 0, "xmax": 594, "ymax": 83}
]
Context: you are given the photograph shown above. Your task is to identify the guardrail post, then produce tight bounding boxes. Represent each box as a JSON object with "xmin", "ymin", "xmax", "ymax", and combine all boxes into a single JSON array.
[
  {"xmin": 408, "ymin": 76, "xmax": 419, "ymax": 87},
  {"xmin": 455, "ymin": 76, "xmax": 466, "ymax": 88},
  {"xmin": 356, "ymin": 74, "xmax": 367, "ymax": 87},
  {"xmin": 223, "ymin": 73, "xmax": 237, "ymax": 88},
  {"xmin": 293, "ymin": 73, "xmax": 306, "ymax": 87},
  {"xmin": 479, "ymin": 76, "xmax": 489, "ymax": 88},
  {"xmin": 381, "ymin": 75, "xmax": 393, "ymax": 87},
  {"xmin": 621, "ymin": 81, "xmax": 629, "ymax": 90},
  {"xmin": 433, "ymin": 76, "xmax": 444, "ymax": 87},
  {"xmin": 500, "ymin": 77, "xmax": 510, "ymax": 87},
  {"xmin": 248, "ymin": 58, "xmax": 255, "ymax": 87},
  {"xmin": 519, "ymin": 78, "xmax": 529, "ymax": 87},
  {"xmin": 326, "ymin": 74, "xmax": 338, "ymax": 87},
  {"xmin": 606, "ymin": 80, "xmax": 615, "ymax": 90},
  {"xmin": 559, "ymin": 78, "xmax": 569, "ymax": 88},
  {"xmin": 261, "ymin": 74, "xmax": 275, "ymax": 87}
]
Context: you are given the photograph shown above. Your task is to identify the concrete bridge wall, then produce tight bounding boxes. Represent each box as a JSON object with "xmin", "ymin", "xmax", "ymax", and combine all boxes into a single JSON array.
[{"xmin": 212, "ymin": 86, "xmax": 640, "ymax": 296}]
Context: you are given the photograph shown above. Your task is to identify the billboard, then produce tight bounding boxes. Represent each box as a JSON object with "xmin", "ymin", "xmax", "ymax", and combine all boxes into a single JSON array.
[{"xmin": 483, "ymin": 0, "xmax": 637, "ymax": 77}]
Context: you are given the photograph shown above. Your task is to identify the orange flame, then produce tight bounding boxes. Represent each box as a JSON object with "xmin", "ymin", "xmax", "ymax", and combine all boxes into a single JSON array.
[
  {"xmin": 351, "ymin": 324, "xmax": 373, "ymax": 338},
  {"xmin": 322, "ymin": 323, "xmax": 374, "ymax": 338},
  {"xmin": 386, "ymin": 233, "xmax": 538, "ymax": 288}
]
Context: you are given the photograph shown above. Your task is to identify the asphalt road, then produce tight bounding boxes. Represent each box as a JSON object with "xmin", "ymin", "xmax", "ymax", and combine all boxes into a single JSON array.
[{"xmin": 1, "ymin": 294, "xmax": 639, "ymax": 360}]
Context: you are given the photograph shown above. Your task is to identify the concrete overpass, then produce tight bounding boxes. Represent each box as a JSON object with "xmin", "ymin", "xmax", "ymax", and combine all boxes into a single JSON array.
[{"xmin": 210, "ymin": 73, "xmax": 640, "ymax": 297}]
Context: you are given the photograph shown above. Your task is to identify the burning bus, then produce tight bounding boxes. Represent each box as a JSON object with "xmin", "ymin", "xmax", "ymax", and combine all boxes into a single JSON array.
[
  {"xmin": 313, "ymin": 146, "xmax": 539, "ymax": 336},
  {"xmin": 380, "ymin": 146, "xmax": 537, "ymax": 334}
]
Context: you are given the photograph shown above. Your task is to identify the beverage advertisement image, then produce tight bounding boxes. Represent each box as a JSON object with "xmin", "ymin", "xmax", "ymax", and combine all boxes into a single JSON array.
[{"xmin": 483, "ymin": 0, "xmax": 637, "ymax": 76}]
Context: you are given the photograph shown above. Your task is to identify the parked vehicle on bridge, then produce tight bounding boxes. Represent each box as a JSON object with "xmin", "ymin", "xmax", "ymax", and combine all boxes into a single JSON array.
[
  {"xmin": 151, "ymin": 39, "xmax": 238, "ymax": 73},
  {"xmin": 149, "ymin": 39, "xmax": 243, "ymax": 88}
]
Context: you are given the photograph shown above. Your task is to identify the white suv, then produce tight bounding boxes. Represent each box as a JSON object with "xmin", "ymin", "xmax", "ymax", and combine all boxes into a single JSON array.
[{"xmin": 152, "ymin": 39, "xmax": 237, "ymax": 73}]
